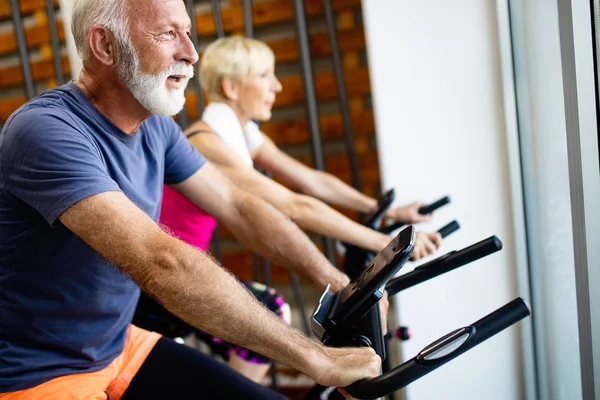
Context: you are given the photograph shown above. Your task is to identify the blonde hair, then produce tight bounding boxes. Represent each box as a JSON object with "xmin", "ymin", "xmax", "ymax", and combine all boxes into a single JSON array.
[{"xmin": 200, "ymin": 36, "xmax": 275, "ymax": 102}]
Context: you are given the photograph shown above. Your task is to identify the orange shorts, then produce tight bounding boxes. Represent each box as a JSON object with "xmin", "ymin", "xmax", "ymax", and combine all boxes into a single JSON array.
[{"xmin": 0, "ymin": 325, "xmax": 161, "ymax": 400}]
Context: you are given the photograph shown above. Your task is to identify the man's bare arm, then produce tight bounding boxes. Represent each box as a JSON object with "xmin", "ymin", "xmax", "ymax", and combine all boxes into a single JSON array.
[
  {"xmin": 59, "ymin": 190, "xmax": 378, "ymax": 387},
  {"xmin": 172, "ymin": 163, "xmax": 349, "ymax": 291}
]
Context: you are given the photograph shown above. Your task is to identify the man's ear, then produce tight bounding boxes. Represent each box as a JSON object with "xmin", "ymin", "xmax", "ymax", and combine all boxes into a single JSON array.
[
  {"xmin": 221, "ymin": 77, "xmax": 239, "ymax": 101},
  {"xmin": 88, "ymin": 26, "xmax": 117, "ymax": 66}
]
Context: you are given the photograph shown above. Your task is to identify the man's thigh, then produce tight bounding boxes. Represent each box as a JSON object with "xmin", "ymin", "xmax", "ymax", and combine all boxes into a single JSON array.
[
  {"xmin": 121, "ymin": 337, "xmax": 288, "ymax": 400},
  {"xmin": 0, "ymin": 373, "xmax": 111, "ymax": 400}
]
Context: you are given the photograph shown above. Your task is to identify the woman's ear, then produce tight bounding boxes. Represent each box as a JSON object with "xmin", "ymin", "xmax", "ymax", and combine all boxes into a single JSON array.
[
  {"xmin": 88, "ymin": 26, "xmax": 116, "ymax": 66},
  {"xmin": 221, "ymin": 77, "xmax": 239, "ymax": 101}
]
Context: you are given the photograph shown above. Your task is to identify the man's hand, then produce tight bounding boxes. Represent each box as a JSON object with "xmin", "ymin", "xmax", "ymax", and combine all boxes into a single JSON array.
[
  {"xmin": 327, "ymin": 270, "xmax": 351, "ymax": 293},
  {"xmin": 410, "ymin": 231, "xmax": 443, "ymax": 260},
  {"xmin": 385, "ymin": 202, "xmax": 431, "ymax": 224},
  {"xmin": 309, "ymin": 345, "xmax": 381, "ymax": 389}
]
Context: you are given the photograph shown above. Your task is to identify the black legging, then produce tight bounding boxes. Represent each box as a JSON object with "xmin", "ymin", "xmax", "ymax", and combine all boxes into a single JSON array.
[{"xmin": 121, "ymin": 337, "xmax": 288, "ymax": 400}]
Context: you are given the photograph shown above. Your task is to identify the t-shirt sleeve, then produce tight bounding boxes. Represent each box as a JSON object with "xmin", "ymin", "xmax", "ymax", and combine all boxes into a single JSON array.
[
  {"xmin": 1, "ymin": 106, "xmax": 122, "ymax": 226},
  {"xmin": 162, "ymin": 117, "xmax": 207, "ymax": 185},
  {"xmin": 245, "ymin": 120, "xmax": 265, "ymax": 152}
]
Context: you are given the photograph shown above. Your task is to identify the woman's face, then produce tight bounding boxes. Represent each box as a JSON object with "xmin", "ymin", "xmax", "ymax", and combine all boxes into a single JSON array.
[{"xmin": 234, "ymin": 63, "xmax": 282, "ymax": 122}]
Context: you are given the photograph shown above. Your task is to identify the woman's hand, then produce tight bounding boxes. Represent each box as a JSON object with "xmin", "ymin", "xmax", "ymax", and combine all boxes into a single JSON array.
[
  {"xmin": 410, "ymin": 231, "xmax": 443, "ymax": 260},
  {"xmin": 385, "ymin": 202, "xmax": 431, "ymax": 224}
]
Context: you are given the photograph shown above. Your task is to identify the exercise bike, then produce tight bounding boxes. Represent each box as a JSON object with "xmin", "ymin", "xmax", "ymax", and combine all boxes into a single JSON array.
[
  {"xmin": 305, "ymin": 234, "xmax": 507, "ymax": 399},
  {"xmin": 305, "ymin": 226, "xmax": 530, "ymax": 400},
  {"xmin": 342, "ymin": 189, "xmax": 453, "ymax": 280}
]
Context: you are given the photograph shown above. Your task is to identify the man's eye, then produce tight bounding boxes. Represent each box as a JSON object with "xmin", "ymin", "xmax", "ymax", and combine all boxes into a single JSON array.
[{"xmin": 162, "ymin": 31, "xmax": 175, "ymax": 38}]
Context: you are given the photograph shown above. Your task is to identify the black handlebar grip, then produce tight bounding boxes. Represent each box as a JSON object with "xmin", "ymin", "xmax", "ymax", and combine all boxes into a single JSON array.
[
  {"xmin": 437, "ymin": 220, "xmax": 460, "ymax": 238},
  {"xmin": 418, "ymin": 196, "xmax": 451, "ymax": 215},
  {"xmin": 468, "ymin": 298, "xmax": 531, "ymax": 348},
  {"xmin": 344, "ymin": 298, "xmax": 530, "ymax": 399},
  {"xmin": 362, "ymin": 189, "xmax": 396, "ymax": 228},
  {"xmin": 380, "ymin": 221, "xmax": 406, "ymax": 235},
  {"xmin": 434, "ymin": 235, "xmax": 502, "ymax": 271},
  {"xmin": 385, "ymin": 236, "xmax": 502, "ymax": 296}
]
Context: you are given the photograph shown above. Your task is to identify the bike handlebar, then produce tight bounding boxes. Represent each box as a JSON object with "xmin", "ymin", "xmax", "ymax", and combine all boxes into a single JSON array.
[
  {"xmin": 437, "ymin": 220, "xmax": 460, "ymax": 238},
  {"xmin": 418, "ymin": 196, "xmax": 451, "ymax": 215},
  {"xmin": 344, "ymin": 298, "xmax": 530, "ymax": 399},
  {"xmin": 362, "ymin": 189, "xmax": 395, "ymax": 229},
  {"xmin": 386, "ymin": 236, "xmax": 502, "ymax": 297}
]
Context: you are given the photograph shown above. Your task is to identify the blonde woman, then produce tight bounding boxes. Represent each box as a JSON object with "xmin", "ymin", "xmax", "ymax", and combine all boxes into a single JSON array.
[{"xmin": 175, "ymin": 36, "xmax": 442, "ymax": 259}]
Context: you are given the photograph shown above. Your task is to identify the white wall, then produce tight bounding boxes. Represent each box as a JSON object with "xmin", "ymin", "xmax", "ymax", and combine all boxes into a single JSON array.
[
  {"xmin": 58, "ymin": 0, "xmax": 82, "ymax": 79},
  {"xmin": 362, "ymin": 1, "xmax": 525, "ymax": 399}
]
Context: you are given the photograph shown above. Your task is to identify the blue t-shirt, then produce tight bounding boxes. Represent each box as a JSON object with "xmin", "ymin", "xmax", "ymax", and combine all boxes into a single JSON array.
[{"xmin": 0, "ymin": 82, "xmax": 206, "ymax": 391}]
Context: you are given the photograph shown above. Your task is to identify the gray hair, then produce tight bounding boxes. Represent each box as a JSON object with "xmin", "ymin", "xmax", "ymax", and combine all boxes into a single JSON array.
[{"xmin": 71, "ymin": 0, "xmax": 131, "ymax": 62}]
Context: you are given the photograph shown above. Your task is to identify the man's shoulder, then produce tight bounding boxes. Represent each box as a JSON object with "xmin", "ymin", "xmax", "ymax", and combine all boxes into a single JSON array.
[
  {"xmin": 1, "ymin": 89, "xmax": 97, "ymax": 164},
  {"xmin": 2, "ymin": 107, "xmax": 83, "ymax": 153},
  {"xmin": 4, "ymin": 86, "xmax": 81, "ymax": 133}
]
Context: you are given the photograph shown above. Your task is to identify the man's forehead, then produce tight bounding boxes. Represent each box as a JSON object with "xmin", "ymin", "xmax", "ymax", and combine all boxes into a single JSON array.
[{"xmin": 129, "ymin": 0, "xmax": 191, "ymax": 28}]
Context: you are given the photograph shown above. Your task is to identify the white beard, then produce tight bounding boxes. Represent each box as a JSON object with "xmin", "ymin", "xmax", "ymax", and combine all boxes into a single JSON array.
[{"xmin": 117, "ymin": 38, "xmax": 194, "ymax": 116}]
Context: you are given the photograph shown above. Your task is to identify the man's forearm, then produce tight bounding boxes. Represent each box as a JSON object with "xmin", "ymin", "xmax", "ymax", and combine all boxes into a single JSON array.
[
  {"xmin": 140, "ymin": 233, "xmax": 321, "ymax": 375},
  {"xmin": 220, "ymin": 188, "xmax": 346, "ymax": 290},
  {"xmin": 59, "ymin": 191, "xmax": 326, "ymax": 376}
]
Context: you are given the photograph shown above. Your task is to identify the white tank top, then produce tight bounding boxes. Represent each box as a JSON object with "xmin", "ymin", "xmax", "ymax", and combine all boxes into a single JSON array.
[{"xmin": 201, "ymin": 103, "xmax": 264, "ymax": 166}]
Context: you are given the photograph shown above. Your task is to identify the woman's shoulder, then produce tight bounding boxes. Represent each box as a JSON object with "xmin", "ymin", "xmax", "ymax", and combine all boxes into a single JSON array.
[{"xmin": 184, "ymin": 120, "xmax": 215, "ymax": 139}]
